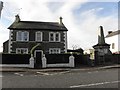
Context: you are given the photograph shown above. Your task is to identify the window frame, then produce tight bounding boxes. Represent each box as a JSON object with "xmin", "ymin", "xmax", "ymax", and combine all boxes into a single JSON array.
[
  {"xmin": 23, "ymin": 31, "xmax": 29, "ymax": 41},
  {"xmin": 49, "ymin": 32, "xmax": 60, "ymax": 42},
  {"xmin": 16, "ymin": 31, "xmax": 22, "ymax": 41},
  {"xmin": 55, "ymin": 32, "xmax": 60, "ymax": 42},
  {"xmin": 16, "ymin": 48, "xmax": 28, "ymax": 54},
  {"xmin": 16, "ymin": 31, "xmax": 29, "ymax": 41},
  {"xmin": 49, "ymin": 32, "xmax": 54, "ymax": 42},
  {"xmin": 35, "ymin": 31, "xmax": 43, "ymax": 41},
  {"xmin": 49, "ymin": 48, "xmax": 61, "ymax": 54}
]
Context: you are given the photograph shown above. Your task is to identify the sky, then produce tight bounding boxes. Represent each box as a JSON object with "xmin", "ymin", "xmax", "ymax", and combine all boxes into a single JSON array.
[{"xmin": 0, "ymin": 0, "xmax": 119, "ymax": 52}]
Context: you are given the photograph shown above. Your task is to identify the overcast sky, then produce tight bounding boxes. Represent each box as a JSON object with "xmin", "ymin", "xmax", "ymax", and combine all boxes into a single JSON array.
[{"xmin": 0, "ymin": 0, "xmax": 119, "ymax": 52}]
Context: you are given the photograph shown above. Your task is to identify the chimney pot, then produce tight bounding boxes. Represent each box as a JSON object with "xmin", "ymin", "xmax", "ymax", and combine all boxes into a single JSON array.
[
  {"xmin": 59, "ymin": 16, "xmax": 63, "ymax": 25},
  {"xmin": 15, "ymin": 14, "xmax": 20, "ymax": 22},
  {"xmin": 108, "ymin": 31, "xmax": 112, "ymax": 34}
]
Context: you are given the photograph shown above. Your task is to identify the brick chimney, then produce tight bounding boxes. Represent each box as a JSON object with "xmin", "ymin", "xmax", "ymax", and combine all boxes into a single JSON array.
[
  {"xmin": 59, "ymin": 16, "xmax": 63, "ymax": 25},
  {"xmin": 108, "ymin": 31, "xmax": 112, "ymax": 34},
  {"xmin": 15, "ymin": 14, "xmax": 20, "ymax": 22}
]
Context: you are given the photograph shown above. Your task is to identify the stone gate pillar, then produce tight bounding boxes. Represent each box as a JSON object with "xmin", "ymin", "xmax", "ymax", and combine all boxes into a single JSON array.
[
  {"xmin": 69, "ymin": 54, "xmax": 75, "ymax": 67},
  {"xmin": 29, "ymin": 54, "xmax": 34, "ymax": 68},
  {"xmin": 42, "ymin": 54, "xmax": 47, "ymax": 68}
]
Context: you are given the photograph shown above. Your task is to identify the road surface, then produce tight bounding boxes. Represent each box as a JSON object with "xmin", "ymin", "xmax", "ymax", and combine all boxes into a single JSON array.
[{"xmin": 1, "ymin": 68, "xmax": 119, "ymax": 88}]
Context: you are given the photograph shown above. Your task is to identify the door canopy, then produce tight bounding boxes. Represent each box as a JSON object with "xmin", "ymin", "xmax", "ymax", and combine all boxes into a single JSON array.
[{"xmin": 30, "ymin": 43, "xmax": 42, "ymax": 56}]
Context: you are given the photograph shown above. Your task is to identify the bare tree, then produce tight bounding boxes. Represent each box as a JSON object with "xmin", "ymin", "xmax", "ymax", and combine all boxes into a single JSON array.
[{"xmin": 72, "ymin": 45, "xmax": 78, "ymax": 50}]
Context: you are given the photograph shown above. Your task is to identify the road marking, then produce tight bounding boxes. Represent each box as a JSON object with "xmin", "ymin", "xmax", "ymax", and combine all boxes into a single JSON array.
[
  {"xmin": 36, "ymin": 72, "xmax": 50, "ymax": 75},
  {"xmin": 41, "ymin": 72, "xmax": 57, "ymax": 75},
  {"xmin": 14, "ymin": 73, "xmax": 24, "ymax": 76},
  {"xmin": 88, "ymin": 71, "xmax": 99, "ymax": 74},
  {"xmin": 94, "ymin": 71, "xmax": 98, "ymax": 73},
  {"xmin": 36, "ymin": 71, "xmax": 70, "ymax": 76},
  {"xmin": 19, "ymin": 74, "xmax": 23, "ymax": 76},
  {"xmin": 70, "ymin": 81, "xmax": 120, "ymax": 88},
  {"xmin": 88, "ymin": 72, "xmax": 92, "ymax": 73},
  {"xmin": 59, "ymin": 71, "xmax": 70, "ymax": 74},
  {"xmin": 0, "ymin": 75, "xmax": 3, "ymax": 77},
  {"xmin": 14, "ymin": 73, "xmax": 20, "ymax": 75}
]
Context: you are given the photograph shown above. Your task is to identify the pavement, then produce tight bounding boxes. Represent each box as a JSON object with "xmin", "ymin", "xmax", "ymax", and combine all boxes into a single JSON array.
[{"xmin": 0, "ymin": 64, "xmax": 120, "ymax": 72}]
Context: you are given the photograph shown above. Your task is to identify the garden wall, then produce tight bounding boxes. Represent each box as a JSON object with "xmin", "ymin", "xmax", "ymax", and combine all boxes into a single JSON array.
[{"xmin": 2, "ymin": 54, "xmax": 31, "ymax": 64}]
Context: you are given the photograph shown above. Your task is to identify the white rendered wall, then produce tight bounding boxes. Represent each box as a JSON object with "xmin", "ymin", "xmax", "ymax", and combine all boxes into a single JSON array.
[
  {"xmin": 105, "ymin": 35, "xmax": 119, "ymax": 53},
  {"xmin": 118, "ymin": 34, "xmax": 120, "ymax": 52}
]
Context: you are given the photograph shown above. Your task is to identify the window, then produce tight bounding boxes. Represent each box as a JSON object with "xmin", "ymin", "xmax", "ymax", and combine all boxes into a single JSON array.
[
  {"xmin": 16, "ymin": 48, "xmax": 28, "ymax": 54},
  {"xmin": 49, "ymin": 32, "xmax": 60, "ymax": 42},
  {"xmin": 112, "ymin": 43, "xmax": 115, "ymax": 49},
  {"xmin": 17, "ymin": 31, "xmax": 22, "ymax": 41},
  {"xmin": 55, "ymin": 33, "xmax": 60, "ymax": 42},
  {"xmin": 49, "ymin": 32, "xmax": 54, "ymax": 42},
  {"xmin": 23, "ymin": 31, "xmax": 29, "ymax": 41},
  {"xmin": 49, "ymin": 48, "xmax": 61, "ymax": 54},
  {"xmin": 36, "ymin": 31, "xmax": 42, "ymax": 41},
  {"xmin": 16, "ymin": 31, "xmax": 29, "ymax": 41}
]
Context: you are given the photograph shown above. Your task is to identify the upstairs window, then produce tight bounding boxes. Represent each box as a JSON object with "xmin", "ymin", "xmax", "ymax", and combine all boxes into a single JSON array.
[
  {"xmin": 49, "ymin": 32, "xmax": 60, "ymax": 42},
  {"xmin": 23, "ymin": 31, "xmax": 29, "ymax": 41},
  {"xmin": 55, "ymin": 32, "xmax": 60, "ymax": 42},
  {"xmin": 49, "ymin": 32, "xmax": 54, "ymax": 42},
  {"xmin": 17, "ymin": 31, "xmax": 22, "ymax": 41},
  {"xmin": 36, "ymin": 31, "xmax": 42, "ymax": 41},
  {"xmin": 16, "ymin": 31, "xmax": 29, "ymax": 41}
]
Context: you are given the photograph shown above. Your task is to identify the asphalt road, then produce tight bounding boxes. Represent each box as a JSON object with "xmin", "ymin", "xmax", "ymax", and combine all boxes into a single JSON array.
[{"xmin": 1, "ymin": 68, "xmax": 119, "ymax": 88}]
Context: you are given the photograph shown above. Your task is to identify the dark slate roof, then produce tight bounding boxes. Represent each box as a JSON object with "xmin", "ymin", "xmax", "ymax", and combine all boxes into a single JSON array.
[
  {"xmin": 93, "ymin": 43, "xmax": 110, "ymax": 48},
  {"xmin": 3, "ymin": 40, "xmax": 9, "ymax": 44},
  {"xmin": 67, "ymin": 48, "xmax": 84, "ymax": 52},
  {"xmin": 106, "ymin": 30, "xmax": 120, "ymax": 38},
  {"xmin": 8, "ymin": 21, "xmax": 68, "ymax": 31}
]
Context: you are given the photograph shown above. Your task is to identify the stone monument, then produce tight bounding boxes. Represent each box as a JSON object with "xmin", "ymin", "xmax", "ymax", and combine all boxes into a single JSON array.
[{"xmin": 93, "ymin": 26, "xmax": 112, "ymax": 65}]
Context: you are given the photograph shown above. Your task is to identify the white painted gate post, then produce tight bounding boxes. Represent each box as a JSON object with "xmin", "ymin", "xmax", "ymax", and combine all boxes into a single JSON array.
[
  {"xmin": 42, "ymin": 54, "xmax": 47, "ymax": 68},
  {"xmin": 69, "ymin": 54, "xmax": 75, "ymax": 67},
  {"xmin": 29, "ymin": 54, "xmax": 34, "ymax": 68}
]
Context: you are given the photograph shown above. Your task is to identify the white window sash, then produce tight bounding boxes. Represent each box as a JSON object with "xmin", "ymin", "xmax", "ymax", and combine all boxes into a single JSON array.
[
  {"xmin": 49, "ymin": 32, "xmax": 54, "ymax": 42},
  {"xmin": 36, "ymin": 31, "xmax": 42, "ymax": 41},
  {"xmin": 16, "ymin": 48, "xmax": 28, "ymax": 54},
  {"xmin": 16, "ymin": 31, "xmax": 22, "ymax": 41},
  {"xmin": 55, "ymin": 32, "xmax": 60, "ymax": 42},
  {"xmin": 49, "ymin": 32, "xmax": 60, "ymax": 42},
  {"xmin": 16, "ymin": 31, "xmax": 29, "ymax": 41},
  {"xmin": 23, "ymin": 31, "xmax": 29, "ymax": 41},
  {"xmin": 49, "ymin": 48, "xmax": 61, "ymax": 54}
]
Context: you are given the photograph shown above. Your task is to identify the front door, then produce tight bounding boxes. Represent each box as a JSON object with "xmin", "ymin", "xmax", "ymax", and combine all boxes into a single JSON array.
[{"xmin": 34, "ymin": 50, "xmax": 43, "ymax": 68}]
